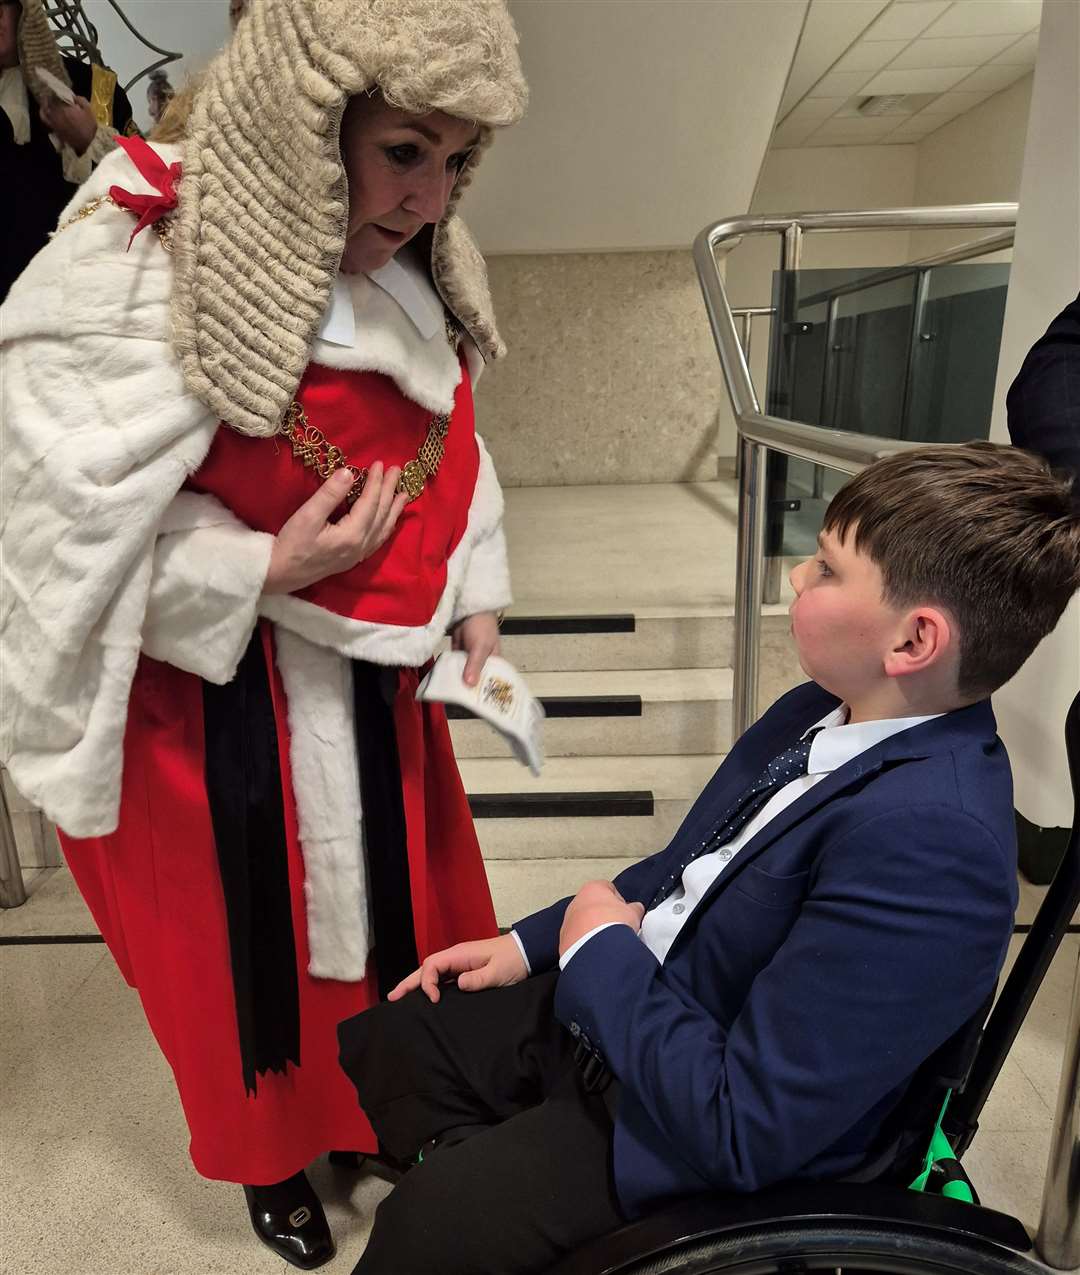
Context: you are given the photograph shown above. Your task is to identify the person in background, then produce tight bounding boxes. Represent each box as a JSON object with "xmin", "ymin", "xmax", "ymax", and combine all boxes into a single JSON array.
[
  {"xmin": 145, "ymin": 67, "xmax": 174, "ymax": 126},
  {"xmin": 1007, "ymin": 291, "xmax": 1080, "ymax": 508},
  {"xmin": 229, "ymin": 0, "xmax": 247, "ymax": 31},
  {"xmin": 0, "ymin": 0, "xmax": 134, "ymax": 299},
  {"xmin": 1, "ymin": 0, "xmax": 525, "ymax": 1268}
]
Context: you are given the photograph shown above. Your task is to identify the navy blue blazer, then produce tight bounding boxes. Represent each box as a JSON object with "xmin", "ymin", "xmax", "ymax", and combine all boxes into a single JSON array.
[{"xmin": 514, "ymin": 682, "xmax": 1018, "ymax": 1219}]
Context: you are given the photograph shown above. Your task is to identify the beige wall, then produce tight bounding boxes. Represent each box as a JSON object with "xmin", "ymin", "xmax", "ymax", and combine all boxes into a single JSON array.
[
  {"xmin": 909, "ymin": 73, "xmax": 1034, "ymax": 259},
  {"xmin": 475, "ymin": 251, "xmax": 727, "ymax": 487},
  {"xmin": 468, "ymin": 0, "xmax": 807, "ymax": 253}
]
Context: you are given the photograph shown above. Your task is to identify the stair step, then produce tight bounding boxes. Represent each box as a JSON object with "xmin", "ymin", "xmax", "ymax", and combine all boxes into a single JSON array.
[
  {"xmin": 463, "ymin": 754, "xmax": 722, "ymax": 861},
  {"xmin": 501, "ymin": 609, "xmax": 794, "ymax": 676},
  {"xmin": 470, "ymin": 791, "xmax": 653, "ymax": 819},
  {"xmin": 486, "ymin": 858, "xmax": 644, "ymax": 929},
  {"xmin": 451, "ymin": 668, "xmax": 733, "ymax": 758},
  {"xmin": 448, "ymin": 694, "xmax": 642, "ymax": 721}
]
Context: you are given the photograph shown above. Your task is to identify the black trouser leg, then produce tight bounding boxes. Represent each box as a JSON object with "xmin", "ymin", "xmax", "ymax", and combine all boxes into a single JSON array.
[
  {"xmin": 337, "ymin": 974, "xmax": 625, "ymax": 1275},
  {"xmin": 353, "ymin": 1067, "xmax": 623, "ymax": 1275},
  {"xmin": 338, "ymin": 972, "xmax": 574, "ymax": 1161}
]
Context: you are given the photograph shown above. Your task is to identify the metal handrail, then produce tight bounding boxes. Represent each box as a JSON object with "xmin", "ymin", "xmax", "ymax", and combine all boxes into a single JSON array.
[
  {"xmin": 692, "ymin": 203, "xmax": 1018, "ymax": 737},
  {"xmin": 798, "ymin": 228, "xmax": 1015, "ymax": 309}
]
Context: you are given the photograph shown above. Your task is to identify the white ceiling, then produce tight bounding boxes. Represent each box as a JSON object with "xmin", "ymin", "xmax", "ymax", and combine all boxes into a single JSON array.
[{"xmin": 774, "ymin": 0, "xmax": 1041, "ymax": 147}]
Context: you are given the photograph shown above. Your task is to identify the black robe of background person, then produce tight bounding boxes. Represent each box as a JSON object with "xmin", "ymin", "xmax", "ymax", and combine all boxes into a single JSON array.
[
  {"xmin": 1004, "ymin": 290, "xmax": 1080, "ymax": 881},
  {"xmin": 1006, "ymin": 291, "xmax": 1080, "ymax": 511},
  {"xmin": 3, "ymin": 55, "xmax": 134, "ymax": 302}
]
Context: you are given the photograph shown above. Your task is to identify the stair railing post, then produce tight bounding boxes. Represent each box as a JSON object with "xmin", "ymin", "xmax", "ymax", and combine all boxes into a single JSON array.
[
  {"xmin": 732, "ymin": 435, "xmax": 767, "ymax": 740},
  {"xmin": 0, "ymin": 779, "xmax": 28, "ymax": 909},
  {"xmin": 1036, "ymin": 947, "xmax": 1080, "ymax": 1270}
]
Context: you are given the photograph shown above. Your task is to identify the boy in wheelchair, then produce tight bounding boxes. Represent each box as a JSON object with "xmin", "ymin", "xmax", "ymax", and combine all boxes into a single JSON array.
[{"xmin": 338, "ymin": 442, "xmax": 1080, "ymax": 1275}]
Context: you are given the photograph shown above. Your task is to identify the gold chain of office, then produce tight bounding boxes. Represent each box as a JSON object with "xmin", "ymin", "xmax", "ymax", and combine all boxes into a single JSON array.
[
  {"xmin": 280, "ymin": 399, "xmax": 450, "ymax": 505},
  {"xmin": 58, "ymin": 198, "xmax": 460, "ymax": 506},
  {"xmin": 282, "ymin": 317, "xmax": 460, "ymax": 505}
]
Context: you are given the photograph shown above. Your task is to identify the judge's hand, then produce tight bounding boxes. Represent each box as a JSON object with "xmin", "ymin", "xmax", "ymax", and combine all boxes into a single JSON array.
[
  {"xmin": 263, "ymin": 463, "xmax": 408, "ymax": 594},
  {"xmin": 388, "ymin": 934, "xmax": 528, "ymax": 1004},
  {"xmin": 451, "ymin": 611, "xmax": 501, "ymax": 686},
  {"xmin": 558, "ymin": 880, "xmax": 645, "ymax": 958},
  {"xmin": 40, "ymin": 94, "xmax": 98, "ymax": 155}
]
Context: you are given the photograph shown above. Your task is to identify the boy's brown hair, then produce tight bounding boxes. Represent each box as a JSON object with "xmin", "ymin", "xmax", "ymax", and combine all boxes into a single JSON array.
[{"xmin": 823, "ymin": 442, "xmax": 1080, "ymax": 698}]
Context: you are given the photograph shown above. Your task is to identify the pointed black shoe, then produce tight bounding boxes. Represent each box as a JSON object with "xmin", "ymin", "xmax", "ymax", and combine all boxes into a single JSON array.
[{"xmin": 243, "ymin": 1172, "xmax": 335, "ymax": 1270}]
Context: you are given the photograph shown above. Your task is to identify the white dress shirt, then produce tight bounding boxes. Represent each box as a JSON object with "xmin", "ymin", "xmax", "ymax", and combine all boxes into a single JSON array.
[
  {"xmin": 316, "ymin": 247, "xmax": 445, "ymax": 348},
  {"xmin": 511, "ymin": 704, "xmax": 943, "ymax": 974}
]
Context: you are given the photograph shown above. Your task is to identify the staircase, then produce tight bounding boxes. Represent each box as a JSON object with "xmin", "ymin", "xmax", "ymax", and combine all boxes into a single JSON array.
[{"xmin": 455, "ymin": 477, "xmax": 805, "ymax": 927}]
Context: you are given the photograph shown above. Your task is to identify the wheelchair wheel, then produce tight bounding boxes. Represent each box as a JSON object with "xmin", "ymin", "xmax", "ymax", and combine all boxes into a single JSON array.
[{"xmin": 620, "ymin": 1217, "xmax": 1038, "ymax": 1275}]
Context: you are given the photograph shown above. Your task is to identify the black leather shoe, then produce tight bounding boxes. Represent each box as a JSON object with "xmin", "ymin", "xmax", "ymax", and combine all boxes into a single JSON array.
[{"xmin": 243, "ymin": 1173, "xmax": 335, "ymax": 1270}]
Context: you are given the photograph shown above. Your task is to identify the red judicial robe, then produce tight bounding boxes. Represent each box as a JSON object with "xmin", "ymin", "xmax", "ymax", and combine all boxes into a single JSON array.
[{"xmin": 59, "ymin": 353, "xmax": 499, "ymax": 1184}]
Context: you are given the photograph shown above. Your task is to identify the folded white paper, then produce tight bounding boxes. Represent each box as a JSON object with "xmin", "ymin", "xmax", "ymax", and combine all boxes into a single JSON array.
[{"xmin": 416, "ymin": 651, "xmax": 545, "ymax": 776}]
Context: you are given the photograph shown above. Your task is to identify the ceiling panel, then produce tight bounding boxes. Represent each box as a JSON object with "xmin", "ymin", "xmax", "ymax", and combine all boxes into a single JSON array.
[
  {"xmin": 954, "ymin": 61, "xmax": 1032, "ymax": 89},
  {"xmin": 863, "ymin": 0, "xmax": 951, "ymax": 40},
  {"xmin": 777, "ymin": 0, "xmax": 892, "ymax": 117},
  {"xmin": 773, "ymin": 0, "xmax": 1041, "ymax": 151},
  {"xmin": 831, "ymin": 38, "xmax": 909, "ymax": 71},
  {"xmin": 888, "ymin": 32, "xmax": 1019, "ymax": 66},
  {"xmin": 863, "ymin": 65, "xmax": 978, "ymax": 93},
  {"xmin": 809, "ymin": 68, "xmax": 878, "ymax": 96},
  {"xmin": 991, "ymin": 30, "xmax": 1039, "ymax": 62},
  {"xmin": 918, "ymin": 88, "xmax": 995, "ymax": 113},
  {"xmin": 785, "ymin": 96, "xmax": 853, "ymax": 123},
  {"xmin": 923, "ymin": 0, "xmax": 1042, "ymax": 37},
  {"xmin": 885, "ymin": 118, "xmax": 939, "ymax": 139}
]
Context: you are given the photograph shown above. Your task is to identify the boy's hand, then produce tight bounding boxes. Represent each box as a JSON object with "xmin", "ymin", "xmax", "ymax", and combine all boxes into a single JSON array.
[
  {"xmin": 388, "ymin": 934, "xmax": 527, "ymax": 1004},
  {"xmin": 450, "ymin": 611, "xmax": 501, "ymax": 686},
  {"xmin": 558, "ymin": 880, "xmax": 645, "ymax": 957}
]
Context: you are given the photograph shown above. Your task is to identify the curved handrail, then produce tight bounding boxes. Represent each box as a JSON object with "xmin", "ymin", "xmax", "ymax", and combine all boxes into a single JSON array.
[{"xmin": 692, "ymin": 203, "xmax": 1018, "ymax": 736}]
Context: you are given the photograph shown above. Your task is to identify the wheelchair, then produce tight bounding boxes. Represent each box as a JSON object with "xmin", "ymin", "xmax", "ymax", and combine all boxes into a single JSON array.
[{"xmin": 548, "ymin": 691, "xmax": 1080, "ymax": 1275}]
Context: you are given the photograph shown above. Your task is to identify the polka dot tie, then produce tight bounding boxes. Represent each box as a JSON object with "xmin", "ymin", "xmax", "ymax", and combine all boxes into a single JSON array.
[{"xmin": 647, "ymin": 729, "xmax": 823, "ymax": 911}]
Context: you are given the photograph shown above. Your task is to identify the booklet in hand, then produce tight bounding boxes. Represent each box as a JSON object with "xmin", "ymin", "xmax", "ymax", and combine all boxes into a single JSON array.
[{"xmin": 416, "ymin": 651, "xmax": 545, "ymax": 776}]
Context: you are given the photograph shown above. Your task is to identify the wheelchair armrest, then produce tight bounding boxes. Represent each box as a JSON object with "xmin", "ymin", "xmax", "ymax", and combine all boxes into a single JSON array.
[{"xmin": 544, "ymin": 1181, "xmax": 1032, "ymax": 1275}]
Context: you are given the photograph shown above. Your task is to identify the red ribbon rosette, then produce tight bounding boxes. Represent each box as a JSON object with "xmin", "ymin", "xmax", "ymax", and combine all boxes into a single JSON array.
[{"xmin": 108, "ymin": 134, "xmax": 183, "ymax": 250}]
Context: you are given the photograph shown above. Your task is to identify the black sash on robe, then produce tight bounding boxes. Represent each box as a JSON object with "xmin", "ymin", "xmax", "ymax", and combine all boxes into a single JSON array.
[{"xmin": 201, "ymin": 633, "xmax": 420, "ymax": 1095}]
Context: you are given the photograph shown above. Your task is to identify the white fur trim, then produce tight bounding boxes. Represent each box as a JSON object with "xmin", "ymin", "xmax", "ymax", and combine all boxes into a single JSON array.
[
  {"xmin": 58, "ymin": 122, "xmax": 117, "ymax": 185},
  {"xmin": 259, "ymin": 435, "xmax": 508, "ymax": 660},
  {"xmin": 141, "ymin": 492, "xmax": 274, "ymax": 685},
  {"xmin": 452, "ymin": 523, "xmax": 513, "ymax": 625},
  {"xmin": 0, "ymin": 181, "xmax": 215, "ymax": 837},
  {"xmin": 273, "ymin": 630, "xmax": 371, "ymax": 981},
  {"xmin": 309, "ymin": 271, "xmax": 462, "ymax": 414}
]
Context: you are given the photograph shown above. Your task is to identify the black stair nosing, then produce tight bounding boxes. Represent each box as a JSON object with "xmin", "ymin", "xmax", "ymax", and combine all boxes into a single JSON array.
[
  {"xmin": 499, "ymin": 614, "xmax": 635, "ymax": 636},
  {"xmin": 0, "ymin": 934, "xmax": 105, "ymax": 945},
  {"xmin": 468, "ymin": 790, "xmax": 654, "ymax": 819},
  {"xmin": 447, "ymin": 694, "xmax": 642, "ymax": 721}
]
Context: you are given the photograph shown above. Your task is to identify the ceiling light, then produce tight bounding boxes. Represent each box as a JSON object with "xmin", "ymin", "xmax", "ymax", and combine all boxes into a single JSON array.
[{"xmin": 858, "ymin": 94, "xmax": 913, "ymax": 116}]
